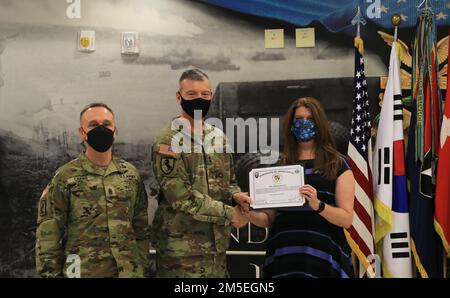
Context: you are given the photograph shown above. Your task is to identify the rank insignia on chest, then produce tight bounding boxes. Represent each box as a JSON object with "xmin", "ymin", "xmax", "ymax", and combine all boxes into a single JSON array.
[
  {"xmin": 160, "ymin": 157, "xmax": 175, "ymax": 175},
  {"xmin": 106, "ymin": 186, "xmax": 116, "ymax": 196}
]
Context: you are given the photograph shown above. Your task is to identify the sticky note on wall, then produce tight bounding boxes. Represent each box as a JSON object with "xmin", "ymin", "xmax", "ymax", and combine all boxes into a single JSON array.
[
  {"xmin": 78, "ymin": 30, "xmax": 96, "ymax": 52},
  {"xmin": 296, "ymin": 28, "xmax": 315, "ymax": 48},
  {"xmin": 265, "ymin": 29, "xmax": 284, "ymax": 49}
]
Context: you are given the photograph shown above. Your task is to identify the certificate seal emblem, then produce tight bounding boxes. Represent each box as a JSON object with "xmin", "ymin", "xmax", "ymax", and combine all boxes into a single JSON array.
[{"xmin": 272, "ymin": 174, "xmax": 281, "ymax": 183}]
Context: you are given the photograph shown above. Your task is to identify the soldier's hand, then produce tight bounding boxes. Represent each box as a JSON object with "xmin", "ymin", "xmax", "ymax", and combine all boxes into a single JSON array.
[
  {"xmin": 232, "ymin": 192, "xmax": 253, "ymax": 212},
  {"xmin": 231, "ymin": 205, "xmax": 250, "ymax": 228}
]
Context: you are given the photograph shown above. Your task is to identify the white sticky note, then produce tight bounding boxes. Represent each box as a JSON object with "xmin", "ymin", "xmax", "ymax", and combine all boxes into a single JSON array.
[
  {"xmin": 121, "ymin": 32, "xmax": 140, "ymax": 55},
  {"xmin": 296, "ymin": 28, "xmax": 315, "ymax": 48},
  {"xmin": 265, "ymin": 29, "xmax": 284, "ymax": 49}
]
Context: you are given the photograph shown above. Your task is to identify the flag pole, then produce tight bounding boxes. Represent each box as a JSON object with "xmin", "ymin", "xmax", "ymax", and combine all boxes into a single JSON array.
[
  {"xmin": 417, "ymin": 0, "xmax": 433, "ymax": 15},
  {"xmin": 348, "ymin": 5, "xmax": 376, "ymax": 278},
  {"xmin": 392, "ymin": 14, "xmax": 401, "ymax": 41},
  {"xmin": 351, "ymin": 6, "xmax": 366, "ymax": 38},
  {"xmin": 444, "ymin": 254, "xmax": 447, "ymax": 278}
]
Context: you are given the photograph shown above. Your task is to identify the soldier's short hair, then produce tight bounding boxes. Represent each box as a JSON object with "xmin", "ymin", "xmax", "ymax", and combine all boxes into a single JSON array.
[
  {"xmin": 80, "ymin": 102, "xmax": 114, "ymax": 120},
  {"xmin": 179, "ymin": 69, "xmax": 209, "ymax": 84}
]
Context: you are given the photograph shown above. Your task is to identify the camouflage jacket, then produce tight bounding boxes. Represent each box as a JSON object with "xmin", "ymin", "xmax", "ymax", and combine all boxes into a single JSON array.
[
  {"xmin": 35, "ymin": 152, "xmax": 150, "ymax": 278},
  {"xmin": 151, "ymin": 119, "xmax": 241, "ymax": 257}
]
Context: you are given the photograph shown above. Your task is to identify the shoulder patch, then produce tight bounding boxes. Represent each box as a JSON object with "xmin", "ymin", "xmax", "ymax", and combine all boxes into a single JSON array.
[
  {"xmin": 39, "ymin": 186, "xmax": 50, "ymax": 218},
  {"xmin": 158, "ymin": 144, "xmax": 177, "ymax": 157},
  {"xmin": 160, "ymin": 156, "xmax": 176, "ymax": 175},
  {"xmin": 39, "ymin": 199, "xmax": 47, "ymax": 217}
]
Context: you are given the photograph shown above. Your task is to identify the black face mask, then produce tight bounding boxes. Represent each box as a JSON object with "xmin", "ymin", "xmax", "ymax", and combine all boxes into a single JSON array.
[
  {"xmin": 83, "ymin": 125, "xmax": 115, "ymax": 153},
  {"xmin": 179, "ymin": 93, "xmax": 211, "ymax": 119}
]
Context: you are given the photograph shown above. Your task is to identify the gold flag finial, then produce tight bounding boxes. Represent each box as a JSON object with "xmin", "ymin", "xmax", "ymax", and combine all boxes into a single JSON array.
[{"xmin": 391, "ymin": 14, "xmax": 402, "ymax": 27}]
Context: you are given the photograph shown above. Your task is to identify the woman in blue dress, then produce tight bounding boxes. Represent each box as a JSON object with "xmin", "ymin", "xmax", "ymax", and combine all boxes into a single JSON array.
[{"xmin": 249, "ymin": 97, "xmax": 356, "ymax": 278}]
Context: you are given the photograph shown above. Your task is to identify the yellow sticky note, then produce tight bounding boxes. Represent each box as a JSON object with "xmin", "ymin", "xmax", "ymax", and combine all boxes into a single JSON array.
[
  {"xmin": 296, "ymin": 28, "xmax": 315, "ymax": 48},
  {"xmin": 265, "ymin": 29, "xmax": 284, "ymax": 49}
]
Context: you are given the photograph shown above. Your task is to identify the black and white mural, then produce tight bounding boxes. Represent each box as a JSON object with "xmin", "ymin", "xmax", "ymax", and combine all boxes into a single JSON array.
[{"xmin": 0, "ymin": 0, "xmax": 397, "ymax": 277}]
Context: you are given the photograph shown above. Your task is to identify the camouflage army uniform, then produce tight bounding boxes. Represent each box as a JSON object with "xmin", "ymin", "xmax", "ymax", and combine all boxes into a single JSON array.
[
  {"xmin": 36, "ymin": 152, "xmax": 150, "ymax": 278},
  {"xmin": 151, "ymin": 120, "xmax": 241, "ymax": 278}
]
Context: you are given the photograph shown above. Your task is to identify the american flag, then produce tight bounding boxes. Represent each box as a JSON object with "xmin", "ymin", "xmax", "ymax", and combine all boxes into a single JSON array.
[{"xmin": 344, "ymin": 37, "xmax": 376, "ymax": 277}]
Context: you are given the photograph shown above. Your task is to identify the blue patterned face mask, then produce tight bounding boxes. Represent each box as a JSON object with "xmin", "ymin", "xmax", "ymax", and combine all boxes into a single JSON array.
[{"xmin": 291, "ymin": 118, "xmax": 317, "ymax": 142}]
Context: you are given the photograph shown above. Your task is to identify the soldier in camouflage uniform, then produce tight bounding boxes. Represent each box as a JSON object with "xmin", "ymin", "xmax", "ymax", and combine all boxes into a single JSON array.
[
  {"xmin": 151, "ymin": 69, "xmax": 252, "ymax": 278},
  {"xmin": 36, "ymin": 103, "xmax": 150, "ymax": 278}
]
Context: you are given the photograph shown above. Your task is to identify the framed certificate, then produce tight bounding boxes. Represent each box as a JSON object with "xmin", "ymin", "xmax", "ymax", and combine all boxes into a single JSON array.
[{"xmin": 249, "ymin": 165, "xmax": 305, "ymax": 209}]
